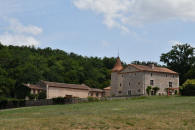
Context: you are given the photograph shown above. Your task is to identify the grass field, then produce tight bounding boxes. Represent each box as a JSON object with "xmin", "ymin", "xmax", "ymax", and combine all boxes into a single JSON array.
[{"xmin": 0, "ymin": 96, "xmax": 195, "ymax": 130}]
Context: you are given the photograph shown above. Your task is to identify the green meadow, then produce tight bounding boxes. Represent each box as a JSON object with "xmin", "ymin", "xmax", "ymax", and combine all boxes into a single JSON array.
[{"xmin": 0, "ymin": 96, "xmax": 195, "ymax": 130}]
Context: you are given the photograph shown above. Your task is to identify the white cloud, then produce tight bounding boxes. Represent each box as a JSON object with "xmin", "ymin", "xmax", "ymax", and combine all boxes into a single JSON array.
[
  {"xmin": 0, "ymin": 18, "xmax": 42, "ymax": 46},
  {"xmin": 8, "ymin": 19, "xmax": 42, "ymax": 35},
  {"xmin": 73, "ymin": 0, "xmax": 195, "ymax": 32},
  {"xmin": 0, "ymin": 33, "xmax": 40, "ymax": 46}
]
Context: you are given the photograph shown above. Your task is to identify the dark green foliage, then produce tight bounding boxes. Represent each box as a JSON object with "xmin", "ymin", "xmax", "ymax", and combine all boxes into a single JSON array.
[
  {"xmin": 29, "ymin": 94, "xmax": 38, "ymax": 100},
  {"xmin": 0, "ymin": 97, "xmax": 8, "ymax": 109},
  {"xmin": 180, "ymin": 84, "xmax": 195, "ymax": 96},
  {"xmin": 0, "ymin": 43, "xmax": 118, "ymax": 99},
  {"xmin": 87, "ymin": 96, "xmax": 99, "ymax": 102},
  {"xmin": 146, "ymin": 86, "xmax": 152, "ymax": 96},
  {"xmin": 0, "ymin": 97, "xmax": 26, "ymax": 109},
  {"xmin": 160, "ymin": 44, "xmax": 195, "ymax": 85},
  {"xmin": 52, "ymin": 97, "xmax": 66, "ymax": 104},
  {"xmin": 180, "ymin": 79, "xmax": 195, "ymax": 96},
  {"xmin": 152, "ymin": 87, "xmax": 160, "ymax": 95},
  {"xmin": 38, "ymin": 91, "xmax": 46, "ymax": 99}
]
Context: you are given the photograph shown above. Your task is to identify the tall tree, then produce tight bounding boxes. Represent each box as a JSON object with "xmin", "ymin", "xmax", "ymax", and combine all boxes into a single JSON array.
[{"xmin": 160, "ymin": 44, "xmax": 195, "ymax": 85}]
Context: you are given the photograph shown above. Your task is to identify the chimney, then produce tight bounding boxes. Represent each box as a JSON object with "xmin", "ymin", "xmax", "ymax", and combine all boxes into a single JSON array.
[{"xmin": 149, "ymin": 64, "xmax": 155, "ymax": 69}]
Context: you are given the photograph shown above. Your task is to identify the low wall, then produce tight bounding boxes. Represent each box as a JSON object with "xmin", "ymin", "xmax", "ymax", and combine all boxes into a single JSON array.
[{"xmin": 0, "ymin": 96, "xmax": 142, "ymax": 110}]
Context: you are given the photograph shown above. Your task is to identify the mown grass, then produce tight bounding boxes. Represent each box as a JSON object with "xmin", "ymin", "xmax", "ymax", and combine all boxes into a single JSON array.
[{"xmin": 0, "ymin": 96, "xmax": 195, "ymax": 130}]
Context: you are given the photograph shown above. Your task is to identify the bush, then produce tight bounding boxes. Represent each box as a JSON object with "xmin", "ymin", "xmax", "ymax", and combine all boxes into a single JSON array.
[
  {"xmin": 19, "ymin": 99, "xmax": 26, "ymax": 107},
  {"xmin": 87, "ymin": 96, "xmax": 99, "ymax": 102},
  {"xmin": 29, "ymin": 94, "xmax": 38, "ymax": 100},
  {"xmin": 146, "ymin": 86, "xmax": 152, "ymax": 96},
  {"xmin": 11, "ymin": 99, "xmax": 19, "ymax": 107},
  {"xmin": 152, "ymin": 87, "xmax": 160, "ymax": 95},
  {"xmin": 0, "ymin": 97, "xmax": 8, "ymax": 109},
  {"xmin": 0, "ymin": 98, "xmax": 26, "ymax": 109},
  {"xmin": 38, "ymin": 91, "xmax": 46, "ymax": 99},
  {"xmin": 52, "ymin": 97, "xmax": 66, "ymax": 104},
  {"xmin": 180, "ymin": 84, "xmax": 195, "ymax": 96}
]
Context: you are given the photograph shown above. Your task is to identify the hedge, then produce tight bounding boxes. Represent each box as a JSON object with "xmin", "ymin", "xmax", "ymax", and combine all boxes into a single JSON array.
[{"xmin": 0, "ymin": 97, "xmax": 26, "ymax": 109}]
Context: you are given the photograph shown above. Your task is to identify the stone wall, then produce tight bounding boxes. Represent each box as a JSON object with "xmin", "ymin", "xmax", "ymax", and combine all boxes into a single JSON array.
[
  {"xmin": 144, "ymin": 72, "xmax": 179, "ymax": 95},
  {"xmin": 111, "ymin": 72, "xmax": 123, "ymax": 96}
]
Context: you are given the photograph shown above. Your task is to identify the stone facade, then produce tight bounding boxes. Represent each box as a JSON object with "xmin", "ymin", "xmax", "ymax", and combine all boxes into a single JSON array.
[{"xmin": 111, "ymin": 57, "xmax": 179, "ymax": 96}]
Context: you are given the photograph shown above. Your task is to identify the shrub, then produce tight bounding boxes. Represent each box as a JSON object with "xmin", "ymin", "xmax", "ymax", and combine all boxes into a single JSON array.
[
  {"xmin": 87, "ymin": 96, "xmax": 99, "ymax": 102},
  {"xmin": 52, "ymin": 97, "xmax": 65, "ymax": 104},
  {"xmin": 19, "ymin": 99, "xmax": 26, "ymax": 107},
  {"xmin": 38, "ymin": 91, "xmax": 46, "ymax": 99},
  {"xmin": 180, "ymin": 84, "xmax": 195, "ymax": 96},
  {"xmin": 146, "ymin": 86, "xmax": 152, "ymax": 96},
  {"xmin": 11, "ymin": 99, "xmax": 19, "ymax": 107},
  {"xmin": 174, "ymin": 90, "xmax": 178, "ymax": 95},
  {"xmin": 0, "ymin": 97, "xmax": 8, "ymax": 109},
  {"xmin": 152, "ymin": 87, "xmax": 160, "ymax": 95},
  {"xmin": 29, "ymin": 94, "xmax": 38, "ymax": 100}
]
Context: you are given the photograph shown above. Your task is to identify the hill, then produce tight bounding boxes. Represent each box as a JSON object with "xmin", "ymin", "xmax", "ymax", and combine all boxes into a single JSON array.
[{"xmin": 0, "ymin": 43, "xmax": 120, "ymax": 99}]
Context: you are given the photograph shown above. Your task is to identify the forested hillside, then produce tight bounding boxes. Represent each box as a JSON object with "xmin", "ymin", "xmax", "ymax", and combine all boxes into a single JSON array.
[{"xmin": 0, "ymin": 43, "xmax": 120, "ymax": 99}]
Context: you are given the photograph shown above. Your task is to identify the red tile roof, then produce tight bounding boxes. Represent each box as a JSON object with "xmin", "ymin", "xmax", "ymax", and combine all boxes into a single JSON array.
[
  {"xmin": 112, "ymin": 57, "xmax": 123, "ymax": 72},
  {"xmin": 129, "ymin": 64, "xmax": 178, "ymax": 74},
  {"xmin": 41, "ymin": 81, "xmax": 90, "ymax": 90},
  {"xmin": 23, "ymin": 84, "xmax": 45, "ymax": 90}
]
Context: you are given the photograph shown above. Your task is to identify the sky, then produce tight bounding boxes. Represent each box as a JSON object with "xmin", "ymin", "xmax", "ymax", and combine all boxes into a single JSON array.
[{"xmin": 0, "ymin": 0, "xmax": 195, "ymax": 64}]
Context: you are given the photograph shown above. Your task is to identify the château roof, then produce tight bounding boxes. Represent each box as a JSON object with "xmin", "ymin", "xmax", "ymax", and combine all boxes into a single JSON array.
[
  {"xmin": 104, "ymin": 86, "xmax": 111, "ymax": 90},
  {"xmin": 89, "ymin": 88, "xmax": 104, "ymax": 92},
  {"xmin": 129, "ymin": 64, "xmax": 178, "ymax": 74},
  {"xmin": 23, "ymin": 84, "xmax": 46, "ymax": 90},
  {"xmin": 112, "ymin": 57, "xmax": 123, "ymax": 72},
  {"xmin": 41, "ymin": 81, "xmax": 90, "ymax": 90}
]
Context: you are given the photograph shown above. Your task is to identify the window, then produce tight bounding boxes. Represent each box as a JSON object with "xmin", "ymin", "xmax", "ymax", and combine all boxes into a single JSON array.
[
  {"xmin": 128, "ymin": 90, "xmax": 131, "ymax": 96},
  {"xmin": 129, "ymin": 82, "xmax": 130, "ymax": 86},
  {"xmin": 151, "ymin": 73, "xmax": 153, "ymax": 77},
  {"xmin": 120, "ymin": 83, "xmax": 122, "ymax": 87},
  {"xmin": 96, "ymin": 92, "xmax": 99, "ymax": 97},
  {"xmin": 138, "ymin": 82, "xmax": 140, "ymax": 85},
  {"xmin": 138, "ymin": 89, "xmax": 141, "ymax": 92},
  {"xmin": 169, "ymin": 82, "xmax": 172, "ymax": 88},
  {"xmin": 118, "ymin": 91, "xmax": 122, "ymax": 94},
  {"xmin": 166, "ymin": 74, "xmax": 167, "ymax": 77},
  {"xmin": 150, "ymin": 80, "xmax": 154, "ymax": 86}
]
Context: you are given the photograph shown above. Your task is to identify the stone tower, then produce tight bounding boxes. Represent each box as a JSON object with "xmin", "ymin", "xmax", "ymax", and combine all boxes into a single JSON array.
[{"xmin": 111, "ymin": 57, "xmax": 123, "ymax": 96}]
